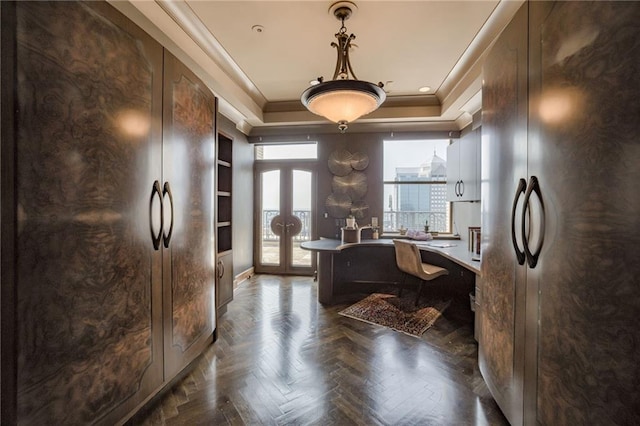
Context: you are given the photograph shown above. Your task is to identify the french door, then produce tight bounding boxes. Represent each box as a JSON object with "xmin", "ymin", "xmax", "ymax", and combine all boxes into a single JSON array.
[{"xmin": 254, "ymin": 162, "xmax": 316, "ymax": 275}]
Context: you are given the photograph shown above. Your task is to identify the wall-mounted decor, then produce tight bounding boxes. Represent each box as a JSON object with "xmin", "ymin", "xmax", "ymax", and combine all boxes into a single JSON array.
[
  {"xmin": 325, "ymin": 192, "xmax": 352, "ymax": 218},
  {"xmin": 332, "ymin": 171, "xmax": 367, "ymax": 200},
  {"xmin": 327, "ymin": 148, "xmax": 353, "ymax": 176},
  {"xmin": 350, "ymin": 200, "xmax": 370, "ymax": 219},
  {"xmin": 325, "ymin": 149, "xmax": 369, "ymax": 219},
  {"xmin": 350, "ymin": 151, "xmax": 370, "ymax": 170}
]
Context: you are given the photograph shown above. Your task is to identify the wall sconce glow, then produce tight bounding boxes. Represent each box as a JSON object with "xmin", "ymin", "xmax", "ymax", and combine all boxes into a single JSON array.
[{"xmin": 301, "ymin": 1, "xmax": 385, "ymax": 133}]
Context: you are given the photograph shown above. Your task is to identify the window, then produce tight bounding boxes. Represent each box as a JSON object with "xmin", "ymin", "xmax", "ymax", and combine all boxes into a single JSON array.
[
  {"xmin": 383, "ymin": 139, "xmax": 451, "ymax": 233},
  {"xmin": 255, "ymin": 143, "xmax": 317, "ymax": 160}
]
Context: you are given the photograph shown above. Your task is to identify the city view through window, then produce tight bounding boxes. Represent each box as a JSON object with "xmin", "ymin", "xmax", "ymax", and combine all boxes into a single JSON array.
[{"xmin": 383, "ymin": 139, "xmax": 451, "ymax": 233}]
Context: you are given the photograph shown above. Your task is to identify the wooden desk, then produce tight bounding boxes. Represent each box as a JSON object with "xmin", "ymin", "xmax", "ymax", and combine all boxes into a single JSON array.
[{"xmin": 301, "ymin": 238, "xmax": 480, "ymax": 305}]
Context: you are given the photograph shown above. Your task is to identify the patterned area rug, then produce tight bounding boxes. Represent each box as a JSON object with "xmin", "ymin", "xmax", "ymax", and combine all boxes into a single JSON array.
[{"xmin": 339, "ymin": 293, "xmax": 451, "ymax": 337}]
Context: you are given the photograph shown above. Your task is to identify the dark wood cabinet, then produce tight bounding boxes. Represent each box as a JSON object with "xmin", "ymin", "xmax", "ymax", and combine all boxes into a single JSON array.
[
  {"xmin": 481, "ymin": 2, "xmax": 640, "ymax": 424},
  {"xmin": 479, "ymin": 4, "xmax": 528, "ymax": 424},
  {"xmin": 161, "ymin": 52, "xmax": 216, "ymax": 380},
  {"xmin": 1, "ymin": 2, "xmax": 216, "ymax": 424},
  {"xmin": 216, "ymin": 133, "xmax": 234, "ymax": 314},
  {"xmin": 217, "ymin": 251, "xmax": 234, "ymax": 309}
]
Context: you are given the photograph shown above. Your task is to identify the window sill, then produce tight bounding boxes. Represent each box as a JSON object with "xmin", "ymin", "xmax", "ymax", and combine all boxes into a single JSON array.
[{"xmin": 381, "ymin": 233, "xmax": 460, "ymax": 241}]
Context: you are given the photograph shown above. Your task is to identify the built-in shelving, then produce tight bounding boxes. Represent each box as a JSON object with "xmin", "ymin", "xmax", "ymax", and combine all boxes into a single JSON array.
[{"xmin": 216, "ymin": 132, "xmax": 234, "ymax": 313}]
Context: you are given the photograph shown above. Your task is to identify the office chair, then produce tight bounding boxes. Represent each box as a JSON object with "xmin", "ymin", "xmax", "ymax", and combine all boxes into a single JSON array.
[{"xmin": 393, "ymin": 239, "xmax": 449, "ymax": 306}]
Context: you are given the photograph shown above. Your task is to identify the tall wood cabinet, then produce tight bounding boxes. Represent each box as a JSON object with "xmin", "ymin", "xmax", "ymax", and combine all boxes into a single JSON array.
[
  {"xmin": 161, "ymin": 51, "xmax": 217, "ymax": 381},
  {"xmin": 480, "ymin": 2, "xmax": 640, "ymax": 424},
  {"xmin": 1, "ymin": 2, "xmax": 216, "ymax": 424},
  {"xmin": 216, "ymin": 132, "xmax": 234, "ymax": 314}
]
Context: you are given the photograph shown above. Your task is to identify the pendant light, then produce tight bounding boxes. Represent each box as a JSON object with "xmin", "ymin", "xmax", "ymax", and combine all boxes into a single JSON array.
[{"xmin": 301, "ymin": 1, "xmax": 386, "ymax": 133}]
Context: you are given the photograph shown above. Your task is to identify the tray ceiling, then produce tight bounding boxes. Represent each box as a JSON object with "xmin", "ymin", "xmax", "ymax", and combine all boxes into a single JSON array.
[{"xmin": 115, "ymin": 0, "xmax": 524, "ymax": 134}]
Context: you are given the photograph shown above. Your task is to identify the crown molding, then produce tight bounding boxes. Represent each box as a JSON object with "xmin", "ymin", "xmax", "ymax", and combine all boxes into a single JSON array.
[{"xmin": 112, "ymin": 0, "xmax": 524, "ymax": 136}]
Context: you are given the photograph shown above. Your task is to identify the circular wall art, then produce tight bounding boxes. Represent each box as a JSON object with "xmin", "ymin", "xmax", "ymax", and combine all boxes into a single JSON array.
[
  {"xmin": 350, "ymin": 151, "xmax": 369, "ymax": 170},
  {"xmin": 350, "ymin": 200, "xmax": 369, "ymax": 219},
  {"xmin": 326, "ymin": 149, "xmax": 370, "ymax": 219},
  {"xmin": 327, "ymin": 149, "xmax": 353, "ymax": 176},
  {"xmin": 325, "ymin": 192, "xmax": 352, "ymax": 218},
  {"xmin": 332, "ymin": 171, "xmax": 367, "ymax": 200}
]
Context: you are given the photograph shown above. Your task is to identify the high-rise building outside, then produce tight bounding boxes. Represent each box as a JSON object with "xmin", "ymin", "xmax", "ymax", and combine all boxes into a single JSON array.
[{"xmin": 393, "ymin": 152, "xmax": 448, "ymax": 231}]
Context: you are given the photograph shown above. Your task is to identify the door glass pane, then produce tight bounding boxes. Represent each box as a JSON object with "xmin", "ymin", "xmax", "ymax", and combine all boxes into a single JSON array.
[
  {"xmin": 291, "ymin": 169, "xmax": 312, "ymax": 267},
  {"xmin": 260, "ymin": 170, "xmax": 280, "ymax": 265},
  {"xmin": 255, "ymin": 143, "xmax": 317, "ymax": 160}
]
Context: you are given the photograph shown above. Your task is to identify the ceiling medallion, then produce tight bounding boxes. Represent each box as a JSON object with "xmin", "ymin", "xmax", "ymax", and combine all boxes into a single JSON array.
[{"xmin": 301, "ymin": 1, "xmax": 386, "ymax": 133}]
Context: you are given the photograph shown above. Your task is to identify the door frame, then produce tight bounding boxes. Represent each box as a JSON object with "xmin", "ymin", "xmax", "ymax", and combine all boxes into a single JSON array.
[{"xmin": 254, "ymin": 160, "xmax": 317, "ymax": 275}]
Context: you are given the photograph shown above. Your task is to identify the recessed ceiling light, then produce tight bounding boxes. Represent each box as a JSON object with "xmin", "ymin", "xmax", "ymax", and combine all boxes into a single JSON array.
[
  {"xmin": 418, "ymin": 86, "xmax": 431, "ymax": 93},
  {"xmin": 251, "ymin": 25, "xmax": 264, "ymax": 34}
]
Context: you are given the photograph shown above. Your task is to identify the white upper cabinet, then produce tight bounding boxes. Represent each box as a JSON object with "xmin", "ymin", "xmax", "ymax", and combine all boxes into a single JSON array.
[{"xmin": 447, "ymin": 128, "xmax": 481, "ymax": 202}]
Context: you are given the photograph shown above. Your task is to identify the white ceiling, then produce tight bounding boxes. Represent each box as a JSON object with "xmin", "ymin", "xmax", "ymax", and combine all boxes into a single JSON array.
[{"xmin": 114, "ymin": 0, "xmax": 524, "ymax": 135}]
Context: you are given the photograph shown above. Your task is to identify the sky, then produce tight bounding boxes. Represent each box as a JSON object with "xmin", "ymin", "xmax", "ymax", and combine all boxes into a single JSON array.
[{"xmin": 383, "ymin": 139, "xmax": 449, "ymax": 181}]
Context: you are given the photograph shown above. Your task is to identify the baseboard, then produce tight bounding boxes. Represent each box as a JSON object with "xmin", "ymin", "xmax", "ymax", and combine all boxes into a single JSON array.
[{"xmin": 233, "ymin": 266, "xmax": 254, "ymax": 288}]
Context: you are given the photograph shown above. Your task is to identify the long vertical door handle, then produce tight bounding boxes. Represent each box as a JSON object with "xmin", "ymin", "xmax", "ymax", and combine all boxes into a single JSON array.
[
  {"xmin": 454, "ymin": 181, "xmax": 460, "ymax": 197},
  {"xmin": 459, "ymin": 180, "xmax": 465, "ymax": 197},
  {"xmin": 150, "ymin": 180, "xmax": 163, "ymax": 250},
  {"xmin": 511, "ymin": 178, "xmax": 527, "ymax": 265},
  {"xmin": 522, "ymin": 176, "xmax": 545, "ymax": 268},
  {"xmin": 162, "ymin": 181, "xmax": 174, "ymax": 248}
]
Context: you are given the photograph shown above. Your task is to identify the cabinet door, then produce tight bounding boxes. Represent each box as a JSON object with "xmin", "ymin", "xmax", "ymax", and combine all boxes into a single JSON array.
[
  {"xmin": 446, "ymin": 140, "xmax": 461, "ymax": 201},
  {"xmin": 479, "ymin": 3, "xmax": 529, "ymax": 425},
  {"xmin": 217, "ymin": 251, "xmax": 234, "ymax": 308},
  {"xmin": 529, "ymin": 2, "xmax": 640, "ymax": 424},
  {"xmin": 448, "ymin": 130, "xmax": 481, "ymax": 202},
  {"xmin": 162, "ymin": 52, "xmax": 216, "ymax": 379},
  {"xmin": 458, "ymin": 129, "xmax": 480, "ymax": 201},
  {"xmin": 8, "ymin": 2, "xmax": 164, "ymax": 424}
]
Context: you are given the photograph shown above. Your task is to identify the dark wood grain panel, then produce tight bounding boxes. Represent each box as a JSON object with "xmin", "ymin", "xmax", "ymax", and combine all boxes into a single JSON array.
[
  {"xmin": 13, "ymin": 1, "xmax": 163, "ymax": 424},
  {"xmin": 531, "ymin": 2, "xmax": 640, "ymax": 423},
  {"xmin": 162, "ymin": 53, "xmax": 216, "ymax": 379},
  {"xmin": 169, "ymin": 76, "xmax": 214, "ymax": 350},
  {"xmin": 478, "ymin": 4, "xmax": 529, "ymax": 425}
]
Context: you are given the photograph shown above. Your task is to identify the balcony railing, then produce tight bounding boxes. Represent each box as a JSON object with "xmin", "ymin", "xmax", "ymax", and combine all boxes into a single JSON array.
[
  {"xmin": 383, "ymin": 210, "xmax": 449, "ymax": 233},
  {"xmin": 262, "ymin": 209, "xmax": 448, "ymax": 240}
]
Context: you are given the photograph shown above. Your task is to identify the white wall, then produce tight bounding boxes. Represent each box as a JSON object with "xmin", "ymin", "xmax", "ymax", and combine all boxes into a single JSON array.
[{"xmin": 452, "ymin": 201, "xmax": 481, "ymax": 242}]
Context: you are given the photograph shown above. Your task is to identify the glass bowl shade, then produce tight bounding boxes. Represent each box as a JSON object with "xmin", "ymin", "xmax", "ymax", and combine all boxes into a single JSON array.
[{"xmin": 301, "ymin": 80, "xmax": 386, "ymax": 124}]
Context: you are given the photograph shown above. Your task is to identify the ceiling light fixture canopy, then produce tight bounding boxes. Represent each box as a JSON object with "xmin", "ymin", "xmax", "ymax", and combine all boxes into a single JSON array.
[{"xmin": 301, "ymin": 1, "xmax": 386, "ymax": 133}]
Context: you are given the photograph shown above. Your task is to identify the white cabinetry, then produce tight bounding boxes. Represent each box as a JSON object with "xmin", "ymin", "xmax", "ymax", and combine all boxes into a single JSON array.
[{"xmin": 447, "ymin": 128, "xmax": 481, "ymax": 202}]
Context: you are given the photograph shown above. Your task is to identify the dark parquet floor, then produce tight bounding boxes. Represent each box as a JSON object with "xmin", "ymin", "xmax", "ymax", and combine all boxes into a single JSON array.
[{"xmin": 132, "ymin": 275, "xmax": 508, "ymax": 426}]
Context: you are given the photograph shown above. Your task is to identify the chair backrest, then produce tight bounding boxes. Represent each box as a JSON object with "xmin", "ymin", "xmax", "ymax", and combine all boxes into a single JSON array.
[{"xmin": 393, "ymin": 239, "xmax": 423, "ymax": 277}]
